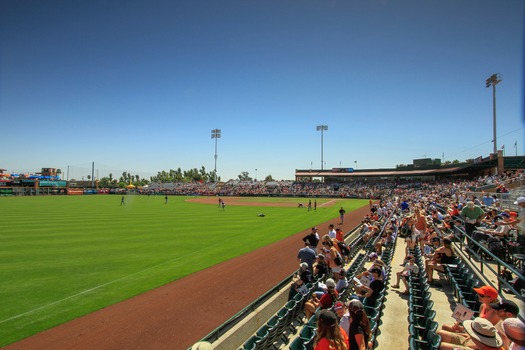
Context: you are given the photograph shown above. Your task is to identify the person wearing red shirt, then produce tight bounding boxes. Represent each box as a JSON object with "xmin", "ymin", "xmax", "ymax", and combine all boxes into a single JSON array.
[{"xmin": 314, "ymin": 310, "xmax": 349, "ymax": 350}]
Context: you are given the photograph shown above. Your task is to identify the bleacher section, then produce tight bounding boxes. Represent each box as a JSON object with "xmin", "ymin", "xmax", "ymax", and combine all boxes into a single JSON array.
[{"xmin": 191, "ymin": 191, "xmax": 525, "ymax": 350}]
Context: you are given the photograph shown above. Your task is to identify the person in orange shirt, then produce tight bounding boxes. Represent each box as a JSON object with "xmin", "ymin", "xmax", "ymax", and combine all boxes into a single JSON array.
[{"xmin": 335, "ymin": 227, "xmax": 344, "ymax": 242}]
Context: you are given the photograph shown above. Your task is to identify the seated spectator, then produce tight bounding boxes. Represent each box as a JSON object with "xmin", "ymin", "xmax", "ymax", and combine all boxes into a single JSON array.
[
  {"xmin": 358, "ymin": 267, "xmax": 384, "ymax": 307},
  {"xmin": 288, "ymin": 263, "xmax": 312, "ymax": 300},
  {"xmin": 305, "ymin": 278, "xmax": 339, "ymax": 319},
  {"xmin": 335, "ymin": 269, "xmax": 348, "ymax": 293},
  {"xmin": 441, "ymin": 285, "xmax": 500, "ymax": 334},
  {"xmin": 502, "ymin": 317, "xmax": 525, "ymax": 350},
  {"xmin": 347, "ymin": 299, "xmax": 372, "ymax": 350},
  {"xmin": 392, "ymin": 255, "xmax": 419, "ymax": 294},
  {"xmin": 439, "ymin": 317, "xmax": 503, "ymax": 350},
  {"xmin": 426, "ymin": 238, "xmax": 456, "ymax": 283},
  {"xmin": 333, "ymin": 301, "xmax": 350, "ymax": 337},
  {"xmin": 313, "ymin": 254, "xmax": 329, "ymax": 279},
  {"xmin": 314, "ymin": 309, "xmax": 349, "ymax": 350},
  {"xmin": 490, "ymin": 299, "xmax": 520, "ymax": 350}
]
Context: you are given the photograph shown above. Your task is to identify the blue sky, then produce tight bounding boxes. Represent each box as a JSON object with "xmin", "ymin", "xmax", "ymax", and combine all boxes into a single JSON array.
[{"xmin": 1, "ymin": 0, "xmax": 523, "ymax": 181}]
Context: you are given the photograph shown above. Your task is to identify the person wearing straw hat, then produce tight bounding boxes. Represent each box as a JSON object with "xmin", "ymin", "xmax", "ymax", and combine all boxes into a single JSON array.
[{"xmin": 438, "ymin": 317, "xmax": 503, "ymax": 349}]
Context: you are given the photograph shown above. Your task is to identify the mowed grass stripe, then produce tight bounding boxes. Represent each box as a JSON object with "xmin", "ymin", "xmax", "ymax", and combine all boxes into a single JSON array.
[{"xmin": 0, "ymin": 195, "xmax": 368, "ymax": 346}]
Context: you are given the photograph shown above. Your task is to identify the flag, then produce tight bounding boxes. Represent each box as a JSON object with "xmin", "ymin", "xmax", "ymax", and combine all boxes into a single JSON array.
[{"xmin": 501, "ymin": 144, "xmax": 505, "ymax": 149}]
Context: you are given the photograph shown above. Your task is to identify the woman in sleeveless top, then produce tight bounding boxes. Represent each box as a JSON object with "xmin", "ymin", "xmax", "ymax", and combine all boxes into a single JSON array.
[{"xmin": 425, "ymin": 237, "xmax": 455, "ymax": 283}]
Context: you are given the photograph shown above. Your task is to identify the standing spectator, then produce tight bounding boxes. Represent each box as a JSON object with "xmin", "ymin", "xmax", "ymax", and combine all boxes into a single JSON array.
[
  {"xmin": 335, "ymin": 228, "xmax": 345, "ymax": 242},
  {"xmin": 328, "ymin": 224, "xmax": 336, "ymax": 239},
  {"xmin": 414, "ymin": 209, "xmax": 429, "ymax": 250},
  {"xmin": 482, "ymin": 193, "xmax": 496, "ymax": 207},
  {"xmin": 339, "ymin": 207, "xmax": 346, "ymax": 224},
  {"xmin": 461, "ymin": 200, "xmax": 485, "ymax": 240},
  {"xmin": 297, "ymin": 242, "xmax": 317, "ymax": 271},
  {"xmin": 321, "ymin": 235, "xmax": 343, "ymax": 280},
  {"xmin": 515, "ymin": 196, "xmax": 525, "ymax": 235},
  {"xmin": 303, "ymin": 227, "xmax": 320, "ymax": 252},
  {"xmin": 314, "ymin": 310, "xmax": 349, "ymax": 350}
]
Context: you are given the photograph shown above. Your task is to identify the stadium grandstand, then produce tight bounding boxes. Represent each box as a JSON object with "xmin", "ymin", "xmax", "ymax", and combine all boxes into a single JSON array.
[{"xmin": 184, "ymin": 171, "xmax": 524, "ymax": 350}]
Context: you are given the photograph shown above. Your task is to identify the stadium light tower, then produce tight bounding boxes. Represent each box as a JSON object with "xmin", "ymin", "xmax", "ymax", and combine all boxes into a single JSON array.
[
  {"xmin": 486, "ymin": 73, "xmax": 502, "ymax": 155},
  {"xmin": 211, "ymin": 129, "xmax": 221, "ymax": 181},
  {"xmin": 316, "ymin": 125, "xmax": 328, "ymax": 170}
]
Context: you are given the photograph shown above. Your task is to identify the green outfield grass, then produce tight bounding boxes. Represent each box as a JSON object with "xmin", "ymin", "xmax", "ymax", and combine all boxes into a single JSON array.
[{"xmin": 0, "ymin": 195, "xmax": 368, "ymax": 346}]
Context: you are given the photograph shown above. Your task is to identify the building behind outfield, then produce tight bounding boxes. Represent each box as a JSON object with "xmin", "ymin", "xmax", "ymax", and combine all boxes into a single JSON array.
[{"xmin": 295, "ymin": 152, "xmax": 525, "ymax": 183}]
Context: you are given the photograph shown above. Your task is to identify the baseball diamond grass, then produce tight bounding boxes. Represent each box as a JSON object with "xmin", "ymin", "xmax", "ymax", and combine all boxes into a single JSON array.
[{"xmin": 0, "ymin": 195, "xmax": 368, "ymax": 346}]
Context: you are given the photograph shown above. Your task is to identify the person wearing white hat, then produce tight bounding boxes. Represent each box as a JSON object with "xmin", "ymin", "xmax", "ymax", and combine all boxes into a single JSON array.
[
  {"xmin": 502, "ymin": 317, "xmax": 525, "ymax": 350},
  {"xmin": 191, "ymin": 341, "xmax": 214, "ymax": 350},
  {"xmin": 439, "ymin": 317, "xmax": 503, "ymax": 349},
  {"xmin": 515, "ymin": 196, "xmax": 525, "ymax": 235}
]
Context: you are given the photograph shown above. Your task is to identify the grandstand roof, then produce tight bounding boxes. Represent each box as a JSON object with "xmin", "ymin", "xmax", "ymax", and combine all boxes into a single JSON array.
[{"xmin": 295, "ymin": 166, "xmax": 465, "ymax": 178}]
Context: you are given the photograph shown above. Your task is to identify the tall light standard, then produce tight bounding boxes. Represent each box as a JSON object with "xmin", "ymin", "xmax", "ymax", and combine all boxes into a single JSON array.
[
  {"xmin": 211, "ymin": 129, "xmax": 221, "ymax": 181},
  {"xmin": 316, "ymin": 125, "xmax": 328, "ymax": 170},
  {"xmin": 486, "ymin": 73, "xmax": 502, "ymax": 155}
]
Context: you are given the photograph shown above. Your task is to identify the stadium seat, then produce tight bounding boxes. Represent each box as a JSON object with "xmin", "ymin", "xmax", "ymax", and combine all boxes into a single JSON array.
[
  {"xmin": 289, "ymin": 337, "xmax": 307, "ymax": 350},
  {"xmin": 409, "ymin": 331, "xmax": 441, "ymax": 350}
]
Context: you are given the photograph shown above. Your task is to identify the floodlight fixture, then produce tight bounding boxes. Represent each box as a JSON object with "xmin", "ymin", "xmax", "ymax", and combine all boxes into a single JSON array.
[
  {"xmin": 316, "ymin": 125, "xmax": 328, "ymax": 170},
  {"xmin": 211, "ymin": 129, "xmax": 221, "ymax": 181},
  {"xmin": 486, "ymin": 74, "xmax": 502, "ymax": 155}
]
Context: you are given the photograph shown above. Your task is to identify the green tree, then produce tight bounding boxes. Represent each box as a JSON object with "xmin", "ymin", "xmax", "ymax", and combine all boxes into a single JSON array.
[
  {"xmin": 265, "ymin": 174, "xmax": 274, "ymax": 181},
  {"xmin": 238, "ymin": 171, "xmax": 252, "ymax": 181}
]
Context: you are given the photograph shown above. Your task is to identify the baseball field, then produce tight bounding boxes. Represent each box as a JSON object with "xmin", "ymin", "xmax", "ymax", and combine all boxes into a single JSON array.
[{"xmin": 0, "ymin": 195, "xmax": 368, "ymax": 347}]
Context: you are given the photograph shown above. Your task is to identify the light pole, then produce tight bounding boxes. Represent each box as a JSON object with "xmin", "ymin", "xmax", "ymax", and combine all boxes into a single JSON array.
[
  {"xmin": 211, "ymin": 129, "xmax": 221, "ymax": 181},
  {"xmin": 354, "ymin": 160, "xmax": 357, "ymax": 170},
  {"xmin": 486, "ymin": 74, "xmax": 502, "ymax": 155},
  {"xmin": 255, "ymin": 169, "xmax": 258, "ymax": 181},
  {"xmin": 316, "ymin": 125, "xmax": 328, "ymax": 170}
]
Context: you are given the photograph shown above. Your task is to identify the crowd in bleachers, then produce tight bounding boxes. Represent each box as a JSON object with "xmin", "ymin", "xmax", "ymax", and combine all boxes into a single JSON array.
[
  {"xmin": 146, "ymin": 170, "xmax": 523, "ymax": 202},
  {"xmin": 233, "ymin": 171, "xmax": 524, "ymax": 350}
]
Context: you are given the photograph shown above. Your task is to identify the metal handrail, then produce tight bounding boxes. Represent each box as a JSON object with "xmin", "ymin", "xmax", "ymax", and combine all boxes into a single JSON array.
[{"xmin": 453, "ymin": 226, "xmax": 524, "ymax": 301}]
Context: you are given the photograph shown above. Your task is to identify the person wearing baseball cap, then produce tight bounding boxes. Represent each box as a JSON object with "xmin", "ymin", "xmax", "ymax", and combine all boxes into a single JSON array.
[
  {"xmin": 490, "ymin": 300, "xmax": 520, "ymax": 350},
  {"xmin": 442, "ymin": 285, "xmax": 500, "ymax": 334},
  {"xmin": 333, "ymin": 301, "xmax": 350, "ymax": 337},
  {"xmin": 315, "ymin": 309, "xmax": 349, "ymax": 349}
]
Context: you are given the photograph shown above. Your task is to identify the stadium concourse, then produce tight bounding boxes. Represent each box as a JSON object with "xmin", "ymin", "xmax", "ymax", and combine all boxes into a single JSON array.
[{"xmin": 3, "ymin": 202, "xmax": 372, "ymax": 350}]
